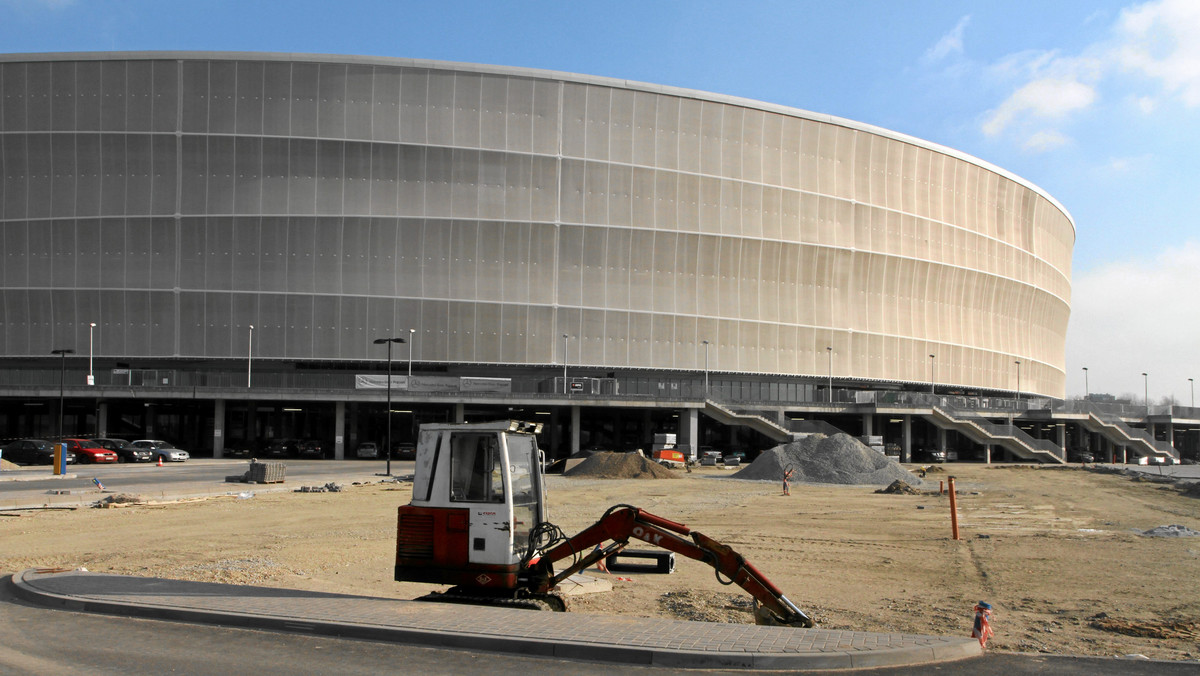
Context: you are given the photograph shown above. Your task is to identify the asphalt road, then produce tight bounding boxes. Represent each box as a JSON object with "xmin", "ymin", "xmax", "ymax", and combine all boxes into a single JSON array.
[
  {"xmin": 1, "ymin": 583, "xmax": 1193, "ymax": 676},
  {"xmin": 0, "ymin": 459, "xmax": 410, "ymax": 509}
]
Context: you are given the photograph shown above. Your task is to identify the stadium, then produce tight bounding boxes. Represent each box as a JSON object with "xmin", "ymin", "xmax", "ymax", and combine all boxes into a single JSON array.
[{"xmin": 0, "ymin": 52, "xmax": 1188, "ymax": 463}]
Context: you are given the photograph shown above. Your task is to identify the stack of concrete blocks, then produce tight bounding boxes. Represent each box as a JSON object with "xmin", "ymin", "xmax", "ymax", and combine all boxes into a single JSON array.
[{"xmin": 862, "ymin": 435, "xmax": 885, "ymax": 455}]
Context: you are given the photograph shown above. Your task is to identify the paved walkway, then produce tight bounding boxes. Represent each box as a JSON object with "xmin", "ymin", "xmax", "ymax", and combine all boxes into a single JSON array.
[{"xmin": 10, "ymin": 568, "xmax": 980, "ymax": 670}]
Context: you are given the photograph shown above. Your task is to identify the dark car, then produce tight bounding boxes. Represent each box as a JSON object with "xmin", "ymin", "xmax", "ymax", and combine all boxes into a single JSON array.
[
  {"xmin": 393, "ymin": 442, "xmax": 416, "ymax": 460},
  {"xmin": 297, "ymin": 439, "xmax": 324, "ymax": 459},
  {"xmin": 261, "ymin": 439, "xmax": 295, "ymax": 458},
  {"xmin": 91, "ymin": 437, "xmax": 153, "ymax": 463},
  {"xmin": 1, "ymin": 439, "xmax": 77, "ymax": 465},
  {"xmin": 62, "ymin": 438, "xmax": 118, "ymax": 464},
  {"xmin": 221, "ymin": 439, "xmax": 253, "ymax": 458}
]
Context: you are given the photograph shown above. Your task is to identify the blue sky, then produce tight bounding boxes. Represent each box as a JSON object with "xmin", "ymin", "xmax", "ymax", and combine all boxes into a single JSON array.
[{"xmin": 2, "ymin": 0, "xmax": 1197, "ymax": 403}]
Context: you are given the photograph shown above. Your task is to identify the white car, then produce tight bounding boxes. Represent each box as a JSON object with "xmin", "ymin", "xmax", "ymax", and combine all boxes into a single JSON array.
[
  {"xmin": 131, "ymin": 439, "xmax": 190, "ymax": 462},
  {"xmin": 356, "ymin": 442, "xmax": 379, "ymax": 459}
]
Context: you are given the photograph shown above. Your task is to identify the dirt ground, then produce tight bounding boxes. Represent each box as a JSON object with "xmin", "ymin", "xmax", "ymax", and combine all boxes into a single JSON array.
[{"xmin": 2, "ymin": 463, "xmax": 1198, "ymax": 661}]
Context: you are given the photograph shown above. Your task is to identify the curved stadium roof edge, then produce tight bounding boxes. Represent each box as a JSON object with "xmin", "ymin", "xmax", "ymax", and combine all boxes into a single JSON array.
[{"xmin": 0, "ymin": 50, "xmax": 1075, "ymax": 237}]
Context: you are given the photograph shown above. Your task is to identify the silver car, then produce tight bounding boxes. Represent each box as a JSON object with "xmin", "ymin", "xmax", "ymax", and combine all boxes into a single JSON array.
[{"xmin": 131, "ymin": 439, "xmax": 190, "ymax": 462}]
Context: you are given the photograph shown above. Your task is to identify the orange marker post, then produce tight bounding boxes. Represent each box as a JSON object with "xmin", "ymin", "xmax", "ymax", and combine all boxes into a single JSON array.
[{"xmin": 948, "ymin": 475, "xmax": 960, "ymax": 540}]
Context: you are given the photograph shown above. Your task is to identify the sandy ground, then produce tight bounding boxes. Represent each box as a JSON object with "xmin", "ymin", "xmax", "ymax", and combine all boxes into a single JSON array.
[{"xmin": 1, "ymin": 463, "xmax": 1198, "ymax": 661}]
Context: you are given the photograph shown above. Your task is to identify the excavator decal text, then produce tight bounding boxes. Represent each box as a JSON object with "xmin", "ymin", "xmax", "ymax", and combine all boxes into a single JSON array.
[{"xmin": 631, "ymin": 525, "xmax": 663, "ymax": 546}]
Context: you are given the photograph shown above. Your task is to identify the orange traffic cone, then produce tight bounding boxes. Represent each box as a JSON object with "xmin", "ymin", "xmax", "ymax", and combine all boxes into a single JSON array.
[{"xmin": 157, "ymin": 456, "xmax": 163, "ymax": 467}]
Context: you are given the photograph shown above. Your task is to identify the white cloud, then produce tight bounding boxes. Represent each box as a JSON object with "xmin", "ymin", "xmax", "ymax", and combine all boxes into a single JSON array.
[
  {"xmin": 982, "ymin": 78, "xmax": 1096, "ymax": 136},
  {"xmin": 981, "ymin": 0, "xmax": 1200, "ymax": 147},
  {"xmin": 924, "ymin": 15, "xmax": 971, "ymax": 63},
  {"xmin": 1066, "ymin": 240, "xmax": 1200, "ymax": 401},
  {"xmin": 1115, "ymin": 0, "xmax": 1200, "ymax": 106},
  {"xmin": 1022, "ymin": 129, "xmax": 1071, "ymax": 152}
]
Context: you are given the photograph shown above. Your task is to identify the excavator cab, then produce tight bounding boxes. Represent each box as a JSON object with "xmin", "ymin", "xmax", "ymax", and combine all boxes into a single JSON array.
[{"xmin": 396, "ymin": 421, "xmax": 545, "ymax": 591}]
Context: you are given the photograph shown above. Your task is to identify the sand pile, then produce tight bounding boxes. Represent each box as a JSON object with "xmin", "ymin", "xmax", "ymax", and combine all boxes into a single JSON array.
[
  {"xmin": 732, "ymin": 434, "xmax": 921, "ymax": 486},
  {"xmin": 564, "ymin": 452, "xmax": 679, "ymax": 480}
]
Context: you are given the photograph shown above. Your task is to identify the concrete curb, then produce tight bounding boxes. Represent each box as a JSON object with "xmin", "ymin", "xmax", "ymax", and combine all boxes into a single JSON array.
[{"xmin": 9, "ymin": 569, "xmax": 982, "ymax": 670}]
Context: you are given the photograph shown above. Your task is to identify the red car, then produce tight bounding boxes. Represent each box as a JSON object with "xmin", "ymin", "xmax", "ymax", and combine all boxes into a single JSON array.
[{"xmin": 62, "ymin": 438, "xmax": 118, "ymax": 464}]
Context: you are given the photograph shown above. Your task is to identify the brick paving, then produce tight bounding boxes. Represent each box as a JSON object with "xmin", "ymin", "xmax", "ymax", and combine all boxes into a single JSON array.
[{"xmin": 10, "ymin": 569, "xmax": 980, "ymax": 670}]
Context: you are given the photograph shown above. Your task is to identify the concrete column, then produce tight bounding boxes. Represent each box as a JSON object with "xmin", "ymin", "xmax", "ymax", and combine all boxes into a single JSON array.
[
  {"xmin": 937, "ymin": 427, "xmax": 947, "ymax": 453},
  {"xmin": 97, "ymin": 402, "xmax": 108, "ymax": 437},
  {"xmin": 1057, "ymin": 423, "xmax": 1066, "ymax": 449},
  {"xmin": 144, "ymin": 404, "xmax": 154, "ymax": 439},
  {"xmin": 863, "ymin": 413, "xmax": 874, "ymax": 437},
  {"xmin": 454, "ymin": 403, "xmax": 465, "ymax": 423},
  {"xmin": 1148, "ymin": 422, "xmax": 1156, "ymax": 442},
  {"xmin": 902, "ymin": 415, "xmax": 912, "ymax": 463},
  {"xmin": 1120, "ymin": 445, "xmax": 1127, "ymax": 464},
  {"xmin": 680, "ymin": 408, "xmax": 699, "ymax": 459},
  {"xmin": 984, "ymin": 444, "xmax": 992, "ymax": 464},
  {"xmin": 570, "ymin": 405, "xmax": 581, "ymax": 456},
  {"xmin": 1166, "ymin": 420, "xmax": 1175, "ymax": 449},
  {"xmin": 334, "ymin": 401, "xmax": 346, "ymax": 460},
  {"xmin": 213, "ymin": 399, "xmax": 225, "ymax": 458}
]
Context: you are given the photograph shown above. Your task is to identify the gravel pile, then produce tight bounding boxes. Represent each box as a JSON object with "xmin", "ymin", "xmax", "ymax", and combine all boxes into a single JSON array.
[
  {"xmin": 564, "ymin": 452, "xmax": 679, "ymax": 480},
  {"xmin": 732, "ymin": 434, "xmax": 921, "ymax": 486}
]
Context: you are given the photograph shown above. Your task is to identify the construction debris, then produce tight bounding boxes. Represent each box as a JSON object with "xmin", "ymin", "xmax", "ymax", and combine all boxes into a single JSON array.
[
  {"xmin": 875, "ymin": 480, "xmax": 921, "ymax": 495},
  {"xmin": 1139, "ymin": 524, "xmax": 1200, "ymax": 537},
  {"xmin": 295, "ymin": 482, "xmax": 344, "ymax": 493},
  {"xmin": 1091, "ymin": 615, "xmax": 1199, "ymax": 640},
  {"xmin": 92, "ymin": 494, "xmax": 149, "ymax": 508}
]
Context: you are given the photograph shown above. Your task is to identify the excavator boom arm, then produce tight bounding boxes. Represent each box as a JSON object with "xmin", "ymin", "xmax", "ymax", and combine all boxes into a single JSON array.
[{"xmin": 528, "ymin": 505, "xmax": 813, "ymax": 628}]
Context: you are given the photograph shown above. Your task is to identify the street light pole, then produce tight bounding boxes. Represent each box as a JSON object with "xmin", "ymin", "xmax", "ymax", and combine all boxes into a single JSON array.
[
  {"xmin": 374, "ymin": 337, "xmax": 407, "ymax": 476},
  {"xmin": 1082, "ymin": 366, "xmax": 1089, "ymax": 400},
  {"xmin": 51, "ymin": 349, "xmax": 75, "ymax": 444},
  {"xmin": 702, "ymin": 340, "xmax": 710, "ymax": 397},
  {"xmin": 88, "ymin": 323, "xmax": 96, "ymax": 386},
  {"xmin": 826, "ymin": 346, "xmax": 833, "ymax": 403},
  {"xmin": 247, "ymin": 325, "xmax": 254, "ymax": 388},
  {"xmin": 408, "ymin": 328, "xmax": 416, "ymax": 379},
  {"xmin": 1142, "ymin": 372, "xmax": 1149, "ymax": 408},
  {"xmin": 562, "ymin": 333, "xmax": 569, "ymax": 394},
  {"xmin": 1190, "ymin": 377, "xmax": 1195, "ymax": 408},
  {"xmin": 929, "ymin": 354, "xmax": 936, "ymax": 395},
  {"xmin": 1014, "ymin": 360, "xmax": 1021, "ymax": 403}
]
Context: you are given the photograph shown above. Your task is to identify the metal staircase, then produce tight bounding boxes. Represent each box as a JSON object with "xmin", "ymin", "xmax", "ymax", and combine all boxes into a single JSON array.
[
  {"xmin": 1080, "ymin": 413, "xmax": 1178, "ymax": 462},
  {"xmin": 701, "ymin": 400, "xmax": 795, "ymax": 443},
  {"xmin": 928, "ymin": 407, "xmax": 1066, "ymax": 464}
]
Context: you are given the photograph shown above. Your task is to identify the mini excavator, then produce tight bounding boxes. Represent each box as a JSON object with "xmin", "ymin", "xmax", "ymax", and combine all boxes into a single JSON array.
[{"xmin": 395, "ymin": 421, "xmax": 813, "ymax": 627}]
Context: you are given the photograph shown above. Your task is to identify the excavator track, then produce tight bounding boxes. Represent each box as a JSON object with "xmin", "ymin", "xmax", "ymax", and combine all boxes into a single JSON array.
[{"xmin": 415, "ymin": 589, "xmax": 568, "ymax": 612}]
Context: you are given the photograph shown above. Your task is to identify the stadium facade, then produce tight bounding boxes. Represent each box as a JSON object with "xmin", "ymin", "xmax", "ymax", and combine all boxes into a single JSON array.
[{"xmin": 1, "ymin": 52, "xmax": 1186, "ymax": 463}]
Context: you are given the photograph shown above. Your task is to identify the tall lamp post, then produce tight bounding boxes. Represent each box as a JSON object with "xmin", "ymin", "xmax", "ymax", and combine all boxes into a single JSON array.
[
  {"xmin": 407, "ymin": 328, "xmax": 416, "ymax": 378},
  {"xmin": 826, "ymin": 346, "xmax": 833, "ymax": 403},
  {"xmin": 1189, "ymin": 377, "xmax": 1195, "ymax": 408},
  {"xmin": 247, "ymin": 325, "xmax": 254, "ymax": 388},
  {"xmin": 1142, "ymin": 372, "xmax": 1149, "ymax": 408},
  {"xmin": 52, "ymin": 349, "xmax": 74, "ymax": 445},
  {"xmin": 1082, "ymin": 366, "xmax": 1089, "ymax": 400},
  {"xmin": 929, "ymin": 354, "xmax": 936, "ymax": 395},
  {"xmin": 1014, "ymin": 360, "xmax": 1021, "ymax": 403},
  {"xmin": 88, "ymin": 323, "xmax": 96, "ymax": 386},
  {"xmin": 561, "ymin": 334, "xmax": 570, "ymax": 394},
  {"xmin": 702, "ymin": 340, "xmax": 710, "ymax": 397},
  {"xmin": 374, "ymin": 337, "xmax": 407, "ymax": 476}
]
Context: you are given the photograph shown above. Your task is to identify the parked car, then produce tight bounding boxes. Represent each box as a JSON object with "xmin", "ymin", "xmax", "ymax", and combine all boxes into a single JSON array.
[
  {"xmin": 356, "ymin": 442, "xmax": 379, "ymax": 459},
  {"xmin": 91, "ymin": 437, "xmax": 153, "ymax": 463},
  {"xmin": 297, "ymin": 439, "xmax": 324, "ymax": 458},
  {"xmin": 393, "ymin": 442, "xmax": 416, "ymax": 460},
  {"xmin": 221, "ymin": 439, "xmax": 253, "ymax": 458},
  {"xmin": 261, "ymin": 439, "xmax": 295, "ymax": 458},
  {"xmin": 131, "ymin": 439, "xmax": 190, "ymax": 462},
  {"xmin": 1, "ymin": 439, "xmax": 77, "ymax": 465},
  {"xmin": 1068, "ymin": 449, "xmax": 1095, "ymax": 463},
  {"xmin": 62, "ymin": 438, "xmax": 118, "ymax": 464}
]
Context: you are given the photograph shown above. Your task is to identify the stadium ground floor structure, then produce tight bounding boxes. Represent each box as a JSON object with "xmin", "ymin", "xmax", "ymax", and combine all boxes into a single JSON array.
[{"xmin": 0, "ymin": 360, "xmax": 1193, "ymax": 466}]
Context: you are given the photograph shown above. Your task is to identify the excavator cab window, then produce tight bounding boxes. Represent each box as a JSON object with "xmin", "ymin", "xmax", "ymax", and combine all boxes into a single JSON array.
[{"xmin": 449, "ymin": 433, "xmax": 504, "ymax": 503}]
